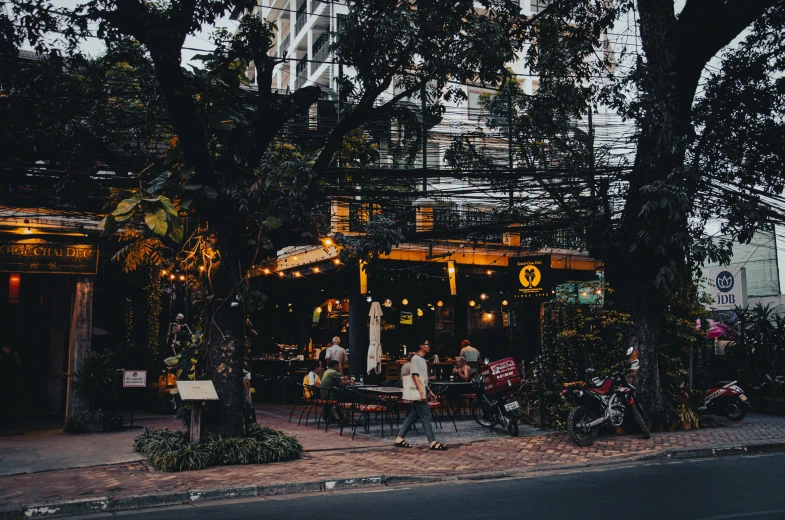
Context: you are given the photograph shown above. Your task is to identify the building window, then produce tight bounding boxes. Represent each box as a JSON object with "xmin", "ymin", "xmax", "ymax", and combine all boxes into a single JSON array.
[{"xmin": 531, "ymin": 0, "xmax": 548, "ymax": 14}]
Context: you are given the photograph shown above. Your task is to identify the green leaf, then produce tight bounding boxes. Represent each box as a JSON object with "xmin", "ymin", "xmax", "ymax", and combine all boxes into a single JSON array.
[
  {"xmin": 159, "ymin": 196, "xmax": 178, "ymax": 216},
  {"xmin": 164, "ymin": 356, "xmax": 178, "ymax": 366},
  {"xmin": 112, "ymin": 197, "xmax": 141, "ymax": 216},
  {"xmin": 144, "ymin": 208, "xmax": 169, "ymax": 236},
  {"xmin": 262, "ymin": 216, "xmax": 282, "ymax": 229},
  {"xmin": 183, "ymin": 184, "xmax": 203, "ymax": 191},
  {"xmin": 168, "ymin": 216, "xmax": 184, "ymax": 243},
  {"xmin": 200, "ymin": 186, "xmax": 218, "ymax": 199},
  {"xmin": 114, "ymin": 211, "xmax": 134, "ymax": 223}
]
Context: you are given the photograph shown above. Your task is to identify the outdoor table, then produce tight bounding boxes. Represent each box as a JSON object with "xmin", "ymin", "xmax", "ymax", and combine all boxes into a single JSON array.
[{"xmin": 355, "ymin": 386, "xmax": 403, "ymax": 394}]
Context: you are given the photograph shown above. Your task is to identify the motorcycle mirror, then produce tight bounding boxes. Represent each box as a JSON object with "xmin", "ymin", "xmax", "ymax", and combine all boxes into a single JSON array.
[{"xmin": 626, "ymin": 346, "xmax": 634, "ymax": 356}]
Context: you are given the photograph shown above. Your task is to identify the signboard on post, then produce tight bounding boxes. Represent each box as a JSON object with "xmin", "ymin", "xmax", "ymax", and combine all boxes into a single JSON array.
[
  {"xmin": 122, "ymin": 370, "xmax": 147, "ymax": 388},
  {"xmin": 0, "ymin": 241, "xmax": 99, "ymax": 275},
  {"xmin": 177, "ymin": 380, "xmax": 219, "ymax": 445},
  {"xmin": 510, "ymin": 255, "xmax": 552, "ymax": 301},
  {"xmin": 709, "ymin": 267, "xmax": 747, "ymax": 310}
]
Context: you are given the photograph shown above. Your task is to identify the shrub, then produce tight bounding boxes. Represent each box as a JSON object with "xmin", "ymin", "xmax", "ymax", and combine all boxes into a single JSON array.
[
  {"xmin": 133, "ymin": 425, "xmax": 302, "ymax": 472},
  {"xmin": 63, "ymin": 415, "xmax": 88, "ymax": 433}
]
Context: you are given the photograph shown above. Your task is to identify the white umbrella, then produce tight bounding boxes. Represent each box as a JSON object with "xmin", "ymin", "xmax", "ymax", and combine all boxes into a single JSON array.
[{"xmin": 367, "ymin": 302, "xmax": 383, "ymax": 374}]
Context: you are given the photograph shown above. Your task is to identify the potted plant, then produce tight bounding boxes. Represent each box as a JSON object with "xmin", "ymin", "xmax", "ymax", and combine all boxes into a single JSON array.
[{"xmin": 678, "ymin": 403, "xmax": 699, "ymax": 430}]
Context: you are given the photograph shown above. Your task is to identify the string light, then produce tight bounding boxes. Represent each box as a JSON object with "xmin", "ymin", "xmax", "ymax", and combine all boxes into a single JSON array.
[
  {"xmin": 199, "ymin": 265, "xmax": 205, "ymax": 272},
  {"xmin": 316, "ymin": 306, "xmax": 322, "ymax": 313},
  {"xmin": 437, "ymin": 301, "xmax": 443, "ymax": 307},
  {"xmin": 263, "ymin": 268, "xmax": 270, "ymax": 274},
  {"xmin": 485, "ymin": 312, "xmax": 493, "ymax": 320},
  {"xmin": 179, "ymin": 274, "xmax": 186, "ymax": 281},
  {"xmin": 333, "ymin": 259, "xmax": 341, "ymax": 265},
  {"xmin": 278, "ymin": 271, "xmax": 285, "ymax": 277},
  {"xmin": 417, "ymin": 308, "xmax": 424, "ymax": 317},
  {"xmin": 323, "ymin": 238, "xmax": 333, "ymax": 246},
  {"xmin": 469, "ymin": 300, "xmax": 476, "ymax": 307},
  {"xmin": 480, "ymin": 293, "xmax": 487, "ymax": 300},
  {"xmin": 293, "ymin": 271, "xmax": 302, "ymax": 277},
  {"xmin": 502, "ymin": 300, "xmax": 508, "ymax": 306},
  {"xmin": 402, "ymin": 298, "xmax": 409, "ymax": 306},
  {"xmin": 161, "ymin": 269, "xmax": 167, "ymax": 276},
  {"xmin": 486, "ymin": 270, "xmax": 492, "ymax": 275},
  {"xmin": 169, "ymin": 274, "xmax": 175, "ymax": 280},
  {"xmin": 313, "ymin": 267, "xmax": 320, "ymax": 273}
]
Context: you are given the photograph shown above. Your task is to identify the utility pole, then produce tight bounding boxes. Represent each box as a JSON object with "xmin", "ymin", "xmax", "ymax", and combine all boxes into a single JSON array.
[
  {"xmin": 507, "ymin": 86, "xmax": 514, "ymax": 209},
  {"xmin": 421, "ymin": 82, "xmax": 428, "ymax": 194}
]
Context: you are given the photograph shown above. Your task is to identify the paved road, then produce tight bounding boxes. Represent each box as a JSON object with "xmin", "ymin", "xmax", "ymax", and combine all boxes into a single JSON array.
[{"xmin": 80, "ymin": 452, "xmax": 785, "ymax": 520}]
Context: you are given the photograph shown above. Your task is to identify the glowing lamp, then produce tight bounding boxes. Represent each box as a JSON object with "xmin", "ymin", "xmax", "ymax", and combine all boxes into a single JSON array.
[
  {"xmin": 469, "ymin": 300, "xmax": 476, "ymax": 307},
  {"xmin": 402, "ymin": 298, "xmax": 409, "ymax": 306},
  {"xmin": 437, "ymin": 301, "xmax": 443, "ymax": 307},
  {"xmin": 8, "ymin": 273, "xmax": 20, "ymax": 304}
]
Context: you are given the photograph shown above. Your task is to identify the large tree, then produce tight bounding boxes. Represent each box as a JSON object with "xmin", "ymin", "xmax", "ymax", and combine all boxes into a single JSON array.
[{"xmin": 2, "ymin": 0, "xmax": 531, "ymax": 435}]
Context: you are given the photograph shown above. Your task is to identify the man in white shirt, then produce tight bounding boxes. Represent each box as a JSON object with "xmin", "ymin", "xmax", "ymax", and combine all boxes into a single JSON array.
[
  {"xmin": 460, "ymin": 339, "xmax": 481, "ymax": 373},
  {"xmin": 394, "ymin": 338, "xmax": 448, "ymax": 451},
  {"xmin": 325, "ymin": 336, "xmax": 348, "ymax": 374}
]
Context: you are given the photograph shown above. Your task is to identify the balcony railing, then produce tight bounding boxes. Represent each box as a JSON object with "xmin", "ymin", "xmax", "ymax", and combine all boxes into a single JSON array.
[
  {"xmin": 294, "ymin": 3, "xmax": 307, "ymax": 36},
  {"xmin": 279, "ymin": 33, "xmax": 290, "ymax": 57},
  {"xmin": 313, "ymin": 41, "xmax": 330, "ymax": 67}
]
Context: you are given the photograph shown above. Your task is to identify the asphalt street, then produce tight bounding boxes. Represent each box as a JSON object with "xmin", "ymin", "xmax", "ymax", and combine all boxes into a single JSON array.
[{"xmin": 79, "ymin": 452, "xmax": 785, "ymax": 520}]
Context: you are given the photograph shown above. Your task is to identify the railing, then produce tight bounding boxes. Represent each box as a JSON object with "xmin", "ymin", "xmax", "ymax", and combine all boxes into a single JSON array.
[
  {"xmin": 294, "ymin": 3, "xmax": 307, "ymax": 36},
  {"xmin": 279, "ymin": 33, "xmax": 290, "ymax": 57},
  {"xmin": 348, "ymin": 202, "xmax": 416, "ymax": 234},
  {"xmin": 313, "ymin": 41, "xmax": 330, "ymax": 68}
]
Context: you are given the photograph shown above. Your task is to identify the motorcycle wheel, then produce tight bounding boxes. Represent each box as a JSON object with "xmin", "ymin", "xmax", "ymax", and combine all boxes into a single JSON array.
[
  {"xmin": 471, "ymin": 400, "xmax": 493, "ymax": 427},
  {"xmin": 725, "ymin": 397, "xmax": 747, "ymax": 421},
  {"xmin": 507, "ymin": 419, "xmax": 519, "ymax": 436},
  {"xmin": 631, "ymin": 403, "xmax": 651, "ymax": 439},
  {"xmin": 567, "ymin": 406, "xmax": 599, "ymax": 446}
]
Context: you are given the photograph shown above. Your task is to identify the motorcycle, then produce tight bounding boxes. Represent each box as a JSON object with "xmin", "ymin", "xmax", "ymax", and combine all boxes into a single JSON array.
[
  {"xmin": 683, "ymin": 378, "xmax": 750, "ymax": 421},
  {"xmin": 470, "ymin": 380, "xmax": 523, "ymax": 436},
  {"xmin": 562, "ymin": 349, "xmax": 650, "ymax": 446}
]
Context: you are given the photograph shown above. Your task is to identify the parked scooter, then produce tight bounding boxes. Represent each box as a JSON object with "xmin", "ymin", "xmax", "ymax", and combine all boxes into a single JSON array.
[
  {"xmin": 562, "ymin": 348, "xmax": 650, "ymax": 446},
  {"xmin": 681, "ymin": 377, "xmax": 749, "ymax": 421},
  {"xmin": 470, "ymin": 380, "xmax": 523, "ymax": 436}
]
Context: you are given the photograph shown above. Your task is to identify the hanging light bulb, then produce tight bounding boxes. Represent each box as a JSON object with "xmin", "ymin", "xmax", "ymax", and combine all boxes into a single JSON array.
[
  {"xmin": 323, "ymin": 238, "xmax": 333, "ymax": 246},
  {"xmin": 199, "ymin": 265, "xmax": 205, "ymax": 272},
  {"xmin": 417, "ymin": 308, "xmax": 424, "ymax": 317},
  {"xmin": 480, "ymin": 293, "xmax": 487, "ymax": 300},
  {"xmin": 469, "ymin": 300, "xmax": 476, "ymax": 307},
  {"xmin": 437, "ymin": 301, "xmax": 443, "ymax": 307},
  {"xmin": 278, "ymin": 271, "xmax": 285, "ymax": 277},
  {"xmin": 161, "ymin": 269, "xmax": 168, "ymax": 276},
  {"xmin": 486, "ymin": 270, "xmax": 492, "ymax": 275},
  {"xmin": 293, "ymin": 271, "xmax": 302, "ymax": 277},
  {"xmin": 334, "ymin": 259, "xmax": 341, "ymax": 265},
  {"xmin": 316, "ymin": 307, "xmax": 322, "ymax": 313},
  {"xmin": 384, "ymin": 298, "xmax": 392, "ymax": 307},
  {"xmin": 502, "ymin": 300, "xmax": 508, "ymax": 306},
  {"xmin": 402, "ymin": 298, "xmax": 409, "ymax": 306},
  {"xmin": 485, "ymin": 312, "xmax": 493, "ymax": 320},
  {"xmin": 169, "ymin": 274, "xmax": 175, "ymax": 281},
  {"xmin": 313, "ymin": 267, "xmax": 321, "ymax": 273},
  {"xmin": 263, "ymin": 268, "xmax": 270, "ymax": 274},
  {"xmin": 179, "ymin": 274, "xmax": 186, "ymax": 281}
]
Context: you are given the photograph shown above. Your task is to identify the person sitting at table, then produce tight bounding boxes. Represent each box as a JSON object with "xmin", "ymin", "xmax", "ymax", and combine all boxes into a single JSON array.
[
  {"xmin": 452, "ymin": 356, "xmax": 472, "ymax": 382},
  {"xmin": 303, "ymin": 362, "xmax": 322, "ymax": 399},
  {"xmin": 459, "ymin": 339, "xmax": 481, "ymax": 373},
  {"xmin": 320, "ymin": 359, "xmax": 350, "ymax": 421}
]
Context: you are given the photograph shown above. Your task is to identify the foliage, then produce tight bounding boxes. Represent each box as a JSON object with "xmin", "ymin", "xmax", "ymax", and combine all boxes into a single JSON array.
[
  {"xmin": 678, "ymin": 403, "xmax": 699, "ymax": 429},
  {"xmin": 725, "ymin": 303, "xmax": 785, "ymax": 386},
  {"xmin": 63, "ymin": 414, "xmax": 88, "ymax": 434},
  {"xmin": 335, "ymin": 215, "xmax": 405, "ymax": 268},
  {"xmin": 133, "ymin": 424, "xmax": 301, "ymax": 472},
  {"xmin": 539, "ymin": 281, "xmax": 634, "ymax": 428},
  {"xmin": 74, "ymin": 351, "xmax": 115, "ymax": 410}
]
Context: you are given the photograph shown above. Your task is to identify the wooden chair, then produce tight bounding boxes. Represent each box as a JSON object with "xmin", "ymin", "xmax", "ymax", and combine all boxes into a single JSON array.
[{"xmin": 385, "ymin": 363, "xmax": 401, "ymax": 381}]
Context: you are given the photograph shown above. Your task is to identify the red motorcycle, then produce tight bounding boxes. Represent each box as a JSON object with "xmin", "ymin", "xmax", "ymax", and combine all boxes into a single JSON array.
[
  {"xmin": 683, "ymin": 378, "xmax": 749, "ymax": 421},
  {"xmin": 562, "ymin": 350, "xmax": 650, "ymax": 446}
]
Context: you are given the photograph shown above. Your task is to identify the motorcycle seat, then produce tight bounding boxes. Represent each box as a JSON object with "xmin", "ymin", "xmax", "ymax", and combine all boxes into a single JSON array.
[
  {"xmin": 694, "ymin": 381, "xmax": 736, "ymax": 390},
  {"xmin": 588, "ymin": 379, "xmax": 612, "ymax": 395}
]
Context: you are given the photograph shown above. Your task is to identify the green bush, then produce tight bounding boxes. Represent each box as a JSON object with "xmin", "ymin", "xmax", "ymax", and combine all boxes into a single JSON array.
[
  {"xmin": 133, "ymin": 425, "xmax": 302, "ymax": 472},
  {"xmin": 63, "ymin": 415, "xmax": 88, "ymax": 433}
]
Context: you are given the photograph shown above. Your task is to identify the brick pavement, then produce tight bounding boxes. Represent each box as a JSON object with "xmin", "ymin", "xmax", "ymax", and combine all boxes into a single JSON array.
[{"xmin": 1, "ymin": 413, "xmax": 784, "ymax": 509}]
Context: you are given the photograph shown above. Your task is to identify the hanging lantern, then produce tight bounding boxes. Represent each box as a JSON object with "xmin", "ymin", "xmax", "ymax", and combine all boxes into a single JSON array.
[{"xmin": 8, "ymin": 273, "xmax": 20, "ymax": 304}]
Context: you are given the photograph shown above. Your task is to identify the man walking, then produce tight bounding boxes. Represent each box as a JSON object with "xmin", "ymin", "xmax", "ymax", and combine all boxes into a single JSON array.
[
  {"xmin": 325, "ymin": 336, "xmax": 348, "ymax": 375},
  {"xmin": 394, "ymin": 338, "xmax": 448, "ymax": 451}
]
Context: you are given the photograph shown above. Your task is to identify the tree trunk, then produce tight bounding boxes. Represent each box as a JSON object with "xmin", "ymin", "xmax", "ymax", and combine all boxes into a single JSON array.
[{"xmin": 202, "ymin": 237, "xmax": 247, "ymax": 437}]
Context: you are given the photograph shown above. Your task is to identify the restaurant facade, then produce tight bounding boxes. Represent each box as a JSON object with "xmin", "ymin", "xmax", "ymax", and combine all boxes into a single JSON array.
[{"xmin": 251, "ymin": 199, "xmax": 603, "ymax": 380}]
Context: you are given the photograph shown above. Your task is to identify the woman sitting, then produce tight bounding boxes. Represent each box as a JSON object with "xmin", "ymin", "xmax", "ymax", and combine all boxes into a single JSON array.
[
  {"xmin": 303, "ymin": 362, "xmax": 322, "ymax": 399},
  {"xmin": 452, "ymin": 356, "xmax": 472, "ymax": 382}
]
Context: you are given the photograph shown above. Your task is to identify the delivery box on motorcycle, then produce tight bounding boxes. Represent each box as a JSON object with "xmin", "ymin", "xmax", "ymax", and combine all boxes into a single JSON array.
[{"xmin": 480, "ymin": 357, "xmax": 521, "ymax": 394}]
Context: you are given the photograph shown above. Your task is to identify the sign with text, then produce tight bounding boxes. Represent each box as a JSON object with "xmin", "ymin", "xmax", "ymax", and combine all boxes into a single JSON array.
[
  {"xmin": 709, "ymin": 267, "xmax": 747, "ymax": 310},
  {"xmin": 122, "ymin": 370, "xmax": 147, "ymax": 388},
  {"xmin": 400, "ymin": 311, "xmax": 413, "ymax": 325},
  {"xmin": 0, "ymin": 241, "xmax": 98, "ymax": 275},
  {"xmin": 510, "ymin": 255, "xmax": 551, "ymax": 300},
  {"xmin": 176, "ymin": 380, "xmax": 219, "ymax": 401}
]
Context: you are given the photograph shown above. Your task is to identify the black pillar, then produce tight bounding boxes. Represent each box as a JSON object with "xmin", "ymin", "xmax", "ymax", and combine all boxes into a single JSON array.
[{"xmin": 347, "ymin": 268, "xmax": 368, "ymax": 378}]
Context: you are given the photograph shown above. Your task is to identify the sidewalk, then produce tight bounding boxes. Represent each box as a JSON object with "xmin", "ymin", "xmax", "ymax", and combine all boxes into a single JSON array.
[{"xmin": 1, "ymin": 411, "xmax": 784, "ymax": 517}]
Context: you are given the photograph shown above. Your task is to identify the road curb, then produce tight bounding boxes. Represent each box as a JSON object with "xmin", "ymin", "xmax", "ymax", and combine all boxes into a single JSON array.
[
  {"xmin": 4, "ymin": 441, "xmax": 785, "ymax": 519},
  {"xmin": 641, "ymin": 441, "xmax": 785, "ymax": 461}
]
